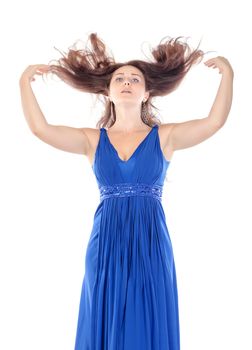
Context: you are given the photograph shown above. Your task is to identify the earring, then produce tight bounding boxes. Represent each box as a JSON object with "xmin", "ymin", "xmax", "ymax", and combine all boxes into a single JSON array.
[
  {"xmin": 110, "ymin": 101, "xmax": 115, "ymax": 121},
  {"xmin": 142, "ymin": 101, "xmax": 149, "ymax": 123}
]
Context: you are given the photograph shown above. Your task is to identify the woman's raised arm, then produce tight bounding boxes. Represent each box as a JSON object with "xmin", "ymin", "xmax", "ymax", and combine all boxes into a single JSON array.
[{"xmin": 19, "ymin": 65, "xmax": 91, "ymax": 155}]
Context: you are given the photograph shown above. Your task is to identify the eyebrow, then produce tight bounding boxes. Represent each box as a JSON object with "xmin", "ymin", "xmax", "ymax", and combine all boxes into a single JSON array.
[{"xmin": 114, "ymin": 73, "xmax": 142, "ymax": 78}]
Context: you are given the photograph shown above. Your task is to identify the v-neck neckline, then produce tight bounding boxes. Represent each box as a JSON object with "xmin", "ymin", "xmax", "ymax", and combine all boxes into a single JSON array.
[{"xmin": 103, "ymin": 125, "xmax": 157, "ymax": 163}]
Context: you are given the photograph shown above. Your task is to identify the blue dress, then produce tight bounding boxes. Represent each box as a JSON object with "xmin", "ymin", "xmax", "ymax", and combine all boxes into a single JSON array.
[{"xmin": 74, "ymin": 124, "xmax": 180, "ymax": 350}]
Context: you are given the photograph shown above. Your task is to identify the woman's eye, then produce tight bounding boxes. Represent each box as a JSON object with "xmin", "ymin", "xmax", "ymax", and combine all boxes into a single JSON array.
[{"xmin": 115, "ymin": 77, "xmax": 139, "ymax": 82}]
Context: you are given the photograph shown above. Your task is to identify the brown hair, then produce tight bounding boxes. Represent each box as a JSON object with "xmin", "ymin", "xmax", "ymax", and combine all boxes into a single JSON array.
[{"xmin": 45, "ymin": 33, "xmax": 209, "ymax": 129}]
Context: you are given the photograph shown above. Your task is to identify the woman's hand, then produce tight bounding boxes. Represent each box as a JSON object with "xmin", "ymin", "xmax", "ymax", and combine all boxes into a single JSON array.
[
  {"xmin": 19, "ymin": 64, "xmax": 51, "ymax": 83},
  {"xmin": 204, "ymin": 56, "xmax": 234, "ymax": 77}
]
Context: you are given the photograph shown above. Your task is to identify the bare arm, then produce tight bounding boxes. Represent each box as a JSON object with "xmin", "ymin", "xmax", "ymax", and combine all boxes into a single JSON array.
[
  {"xmin": 19, "ymin": 69, "xmax": 90, "ymax": 155},
  {"xmin": 19, "ymin": 77, "xmax": 48, "ymax": 133},
  {"xmin": 164, "ymin": 57, "xmax": 234, "ymax": 151}
]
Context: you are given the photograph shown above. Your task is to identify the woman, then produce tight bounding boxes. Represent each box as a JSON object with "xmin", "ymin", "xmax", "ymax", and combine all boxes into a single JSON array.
[{"xmin": 19, "ymin": 33, "xmax": 234, "ymax": 350}]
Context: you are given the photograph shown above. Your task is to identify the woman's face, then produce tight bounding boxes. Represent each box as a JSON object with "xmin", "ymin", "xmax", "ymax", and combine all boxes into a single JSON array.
[{"xmin": 108, "ymin": 65, "xmax": 149, "ymax": 105}]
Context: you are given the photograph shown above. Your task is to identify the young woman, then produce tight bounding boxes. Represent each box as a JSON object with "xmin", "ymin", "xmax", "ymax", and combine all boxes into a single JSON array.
[{"xmin": 19, "ymin": 33, "xmax": 234, "ymax": 350}]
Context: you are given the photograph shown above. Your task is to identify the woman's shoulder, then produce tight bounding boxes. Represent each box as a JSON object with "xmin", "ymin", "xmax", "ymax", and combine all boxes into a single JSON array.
[{"xmin": 81, "ymin": 127, "xmax": 102, "ymax": 146}]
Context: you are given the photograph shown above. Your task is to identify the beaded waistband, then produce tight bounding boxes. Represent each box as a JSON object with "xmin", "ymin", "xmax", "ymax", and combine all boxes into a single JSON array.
[{"xmin": 98, "ymin": 183, "xmax": 163, "ymax": 202}]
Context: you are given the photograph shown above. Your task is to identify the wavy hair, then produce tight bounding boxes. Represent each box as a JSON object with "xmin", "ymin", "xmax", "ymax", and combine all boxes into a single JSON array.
[{"xmin": 45, "ymin": 32, "xmax": 209, "ymax": 129}]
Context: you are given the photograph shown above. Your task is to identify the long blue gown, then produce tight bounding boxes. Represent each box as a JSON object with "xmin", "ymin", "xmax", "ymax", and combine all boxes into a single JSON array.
[{"xmin": 74, "ymin": 124, "xmax": 180, "ymax": 349}]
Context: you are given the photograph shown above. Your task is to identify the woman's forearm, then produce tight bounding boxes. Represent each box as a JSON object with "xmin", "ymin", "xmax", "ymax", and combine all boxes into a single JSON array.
[
  {"xmin": 207, "ymin": 70, "xmax": 234, "ymax": 126},
  {"xmin": 19, "ymin": 78, "xmax": 48, "ymax": 133}
]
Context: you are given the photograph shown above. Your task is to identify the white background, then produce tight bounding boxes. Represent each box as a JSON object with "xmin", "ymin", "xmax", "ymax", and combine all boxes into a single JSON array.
[{"xmin": 1, "ymin": 0, "xmax": 251, "ymax": 349}]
